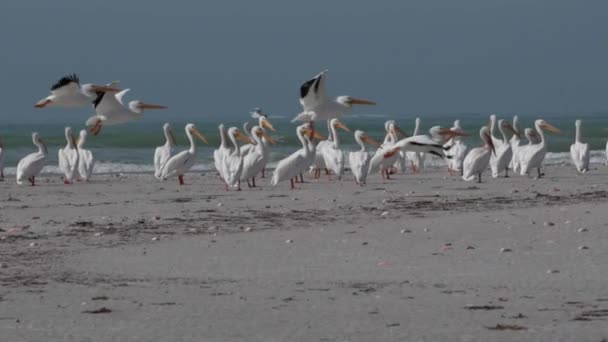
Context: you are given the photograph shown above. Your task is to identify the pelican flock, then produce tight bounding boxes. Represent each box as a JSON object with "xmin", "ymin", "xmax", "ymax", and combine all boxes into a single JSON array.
[{"xmin": 2, "ymin": 71, "xmax": 601, "ymax": 188}]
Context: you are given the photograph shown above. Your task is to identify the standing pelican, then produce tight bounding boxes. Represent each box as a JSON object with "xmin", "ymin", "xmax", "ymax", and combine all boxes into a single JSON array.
[
  {"xmin": 348, "ymin": 130, "xmax": 379, "ymax": 186},
  {"xmin": 519, "ymin": 120, "xmax": 561, "ymax": 178},
  {"xmin": 160, "ymin": 124, "xmax": 208, "ymax": 185},
  {"xmin": 406, "ymin": 117, "xmax": 424, "ymax": 173},
  {"xmin": 86, "ymin": 89, "xmax": 167, "ymax": 135},
  {"xmin": 76, "ymin": 130, "xmax": 95, "ymax": 181},
  {"xmin": 240, "ymin": 116, "xmax": 276, "ymax": 156},
  {"xmin": 490, "ymin": 119, "xmax": 518, "ymax": 178},
  {"xmin": 291, "ymin": 70, "xmax": 375, "ymax": 122},
  {"xmin": 510, "ymin": 116, "xmax": 522, "ymax": 173},
  {"xmin": 35, "ymin": 74, "xmax": 120, "ymax": 108},
  {"xmin": 16, "ymin": 132, "xmax": 47, "ymax": 186},
  {"xmin": 240, "ymin": 126, "xmax": 274, "ymax": 187},
  {"xmin": 58, "ymin": 127, "xmax": 79, "ymax": 184},
  {"xmin": 214, "ymin": 124, "xmax": 232, "ymax": 182},
  {"xmin": 271, "ymin": 124, "xmax": 319, "ymax": 189},
  {"xmin": 154, "ymin": 123, "xmax": 176, "ymax": 179},
  {"xmin": 369, "ymin": 121, "xmax": 400, "ymax": 179},
  {"xmin": 570, "ymin": 119, "xmax": 590, "ymax": 173},
  {"xmin": 320, "ymin": 118, "xmax": 351, "ymax": 180},
  {"xmin": 221, "ymin": 127, "xmax": 252, "ymax": 190},
  {"xmin": 445, "ymin": 120, "xmax": 468, "ymax": 175},
  {"xmin": 462, "ymin": 126, "xmax": 496, "ymax": 183},
  {"xmin": 0, "ymin": 136, "xmax": 4, "ymax": 180}
]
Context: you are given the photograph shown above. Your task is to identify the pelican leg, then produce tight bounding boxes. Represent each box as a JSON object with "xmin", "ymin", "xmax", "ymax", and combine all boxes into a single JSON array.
[
  {"xmin": 385, "ymin": 169, "xmax": 391, "ymax": 180},
  {"xmin": 290, "ymin": 178, "xmax": 295, "ymax": 190},
  {"xmin": 237, "ymin": 181, "xmax": 242, "ymax": 191},
  {"xmin": 261, "ymin": 168, "xmax": 265, "ymax": 178},
  {"xmin": 505, "ymin": 168, "xmax": 509, "ymax": 178},
  {"xmin": 537, "ymin": 168, "xmax": 543, "ymax": 178},
  {"xmin": 246, "ymin": 179, "xmax": 252, "ymax": 188},
  {"xmin": 252, "ymin": 177, "xmax": 256, "ymax": 188},
  {"xmin": 0, "ymin": 171, "xmax": 4, "ymax": 180},
  {"xmin": 324, "ymin": 168, "xmax": 329, "ymax": 175},
  {"xmin": 299, "ymin": 173, "xmax": 304, "ymax": 183},
  {"xmin": 411, "ymin": 161, "xmax": 417, "ymax": 173},
  {"xmin": 380, "ymin": 168, "xmax": 386, "ymax": 179},
  {"xmin": 30, "ymin": 176, "xmax": 36, "ymax": 186},
  {"xmin": 225, "ymin": 183, "xmax": 229, "ymax": 191},
  {"xmin": 178, "ymin": 175, "xmax": 185, "ymax": 185},
  {"xmin": 477, "ymin": 173, "xmax": 482, "ymax": 183}
]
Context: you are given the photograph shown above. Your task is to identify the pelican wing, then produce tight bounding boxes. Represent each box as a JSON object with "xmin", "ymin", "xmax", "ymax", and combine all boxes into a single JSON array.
[
  {"xmin": 299, "ymin": 71, "xmax": 328, "ymax": 111},
  {"xmin": 93, "ymin": 88, "xmax": 129, "ymax": 116},
  {"xmin": 50, "ymin": 74, "xmax": 81, "ymax": 97}
]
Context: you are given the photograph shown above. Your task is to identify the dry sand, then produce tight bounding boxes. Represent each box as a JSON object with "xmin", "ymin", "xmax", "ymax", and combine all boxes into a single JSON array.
[{"xmin": 1, "ymin": 166, "xmax": 608, "ymax": 341}]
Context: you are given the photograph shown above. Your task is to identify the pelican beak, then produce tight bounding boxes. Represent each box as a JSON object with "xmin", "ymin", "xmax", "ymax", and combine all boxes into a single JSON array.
[
  {"xmin": 362, "ymin": 135, "xmax": 380, "ymax": 147},
  {"xmin": 191, "ymin": 127, "xmax": 208, "ymax": 144},
  {"xmin": 383, "ymin": 147, "xmax": 400, "ymax": 159},
  {"xmin": 541, "ymin": 122, "xmax": 561, "ymax": 133},
  {"xmin": 441, "ymin": 128, "xmax": 467, "ymax": 139},
  {"xmin": 505, "ymin": 123, "xmax": 521, "ymax": 138},
  {"xmin": 349, "ymin": 98, "xmax": 376, "ymax": 105},
  {"xmin": 169, "ymin": 129, "xmax": 177, "ymax": 145},
  {"xmin": 260, "ymin": 130, "xmax": 276, "ymax": 144},
  {"xmin": 40, "ymin": 139, "xmax": 48, "ymax": 154},
  {"xmin": 35, "ymin": 98, "xmax": 52, "ymax": 108},
  {"xmin": 484, "ymin": 131, "xmax": 496, "ymax": 156},
  {"xmin": 71, "ymin": 134, "xmax": 78, "ymax": 149},
  {"xmin": 396, "ymin": 127, "xmax": 408, "ymax": 138},
  {"xmin": 305, "ymin": 128, "xmax": 324, "ymax": 140},
  {"xmin": 139, "ymin": 103, "xmax": 168, "ymax": 110},
  {"xmin": 90, "ymin": 84, "xmax": 121, "ymax": 92},
  {"xmin": 236, "ymin": 130, "xmax": 254, "ymax": 144},
  {"xmin": 261, "ymin": 118, "xmax": 276, "ymax": 131},
  {"xmin": 335, "ymin": 120, "xmax": 351, "ymax": 132}
]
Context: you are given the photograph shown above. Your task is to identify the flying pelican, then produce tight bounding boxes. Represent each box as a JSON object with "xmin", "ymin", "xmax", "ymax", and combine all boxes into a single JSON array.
[
  {"xmin": 16, "ymin": 132, "xmax": 47, "ymax": 186},
  {"xmin": 462, "ymin": 126, "xmax": 496, "ymax": 183},
  {"xmin": 509, "ymin": 115, "xmax": 522, "ymax": 173},
  {"xmin": 58, "ymin": 127, "xmax": 79, "ymax": 184},
  {"xmin": 445, "ymin": 120, "xmax": 468, "ymax": 175},
  {"xmin": 570, "ymin": 119, "xmax": 590, "ymax": 173},
  {"xmin": 76, "ymin": 130, "xmax": 95, "ymax": 181},
  {"xmin": 490, "ymin": 119, "xmax": 518, "ymax": 178},
  {"xmin": 349, "ymin": 130, "xmax": 379, "ymax": 186},
  {"xmin": 291, "ymin": 70, "xmax": 375, "ymax": 123},
  {"xmin": 241, "ymin": 126, "xmax": 274, "ymax": 187},
  {"xmin": 519, "ymin": 120, "xmax": 561, "ymax": 178},
  {"xmin": 86, "ymin": 89, "xmax": 167, "ymax": 135},
  {"xmin": 154, "ymin": 123, "xmax": 177, "ymax": 179},
  {"xmin": 35, "ymin": 74, "xmax": 120, "ymax": 108},
  {"xmin": 406, "ymin": 117, "xmax": 424, "ymax": 173},
  {"xmin": 319, "ymin": 118, "xmax": 351, "ymax": 180},
  {"xmin": 271, "ymin": 123, "xmax": 321, "ymax": 189},
  {"xmin": 160, "ymin": 124, "xmax": 208, "ymax": 185},
  {"xmin": 221, "ymin": 127, "xmax": 252, "ymax": 191},
  {"xmin": 0, "ymin": 136, "xmax": 4, "ymax": 180}
]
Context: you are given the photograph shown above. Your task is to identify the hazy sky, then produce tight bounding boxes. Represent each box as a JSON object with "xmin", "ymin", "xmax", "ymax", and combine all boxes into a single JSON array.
[{"xmin": 1, "ymin": 0, "xmax": 607, "ymax": 122}]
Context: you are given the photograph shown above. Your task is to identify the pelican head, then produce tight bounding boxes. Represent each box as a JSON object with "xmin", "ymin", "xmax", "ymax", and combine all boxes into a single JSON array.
[
  {"xmin": 229, "ymin": 127, "xmax": 254, "ymax": 144},
  {"xmin": 253, "ymin": 126, "xmax": 275, "ymax": 144},
  {"xmin": 481, "ymin": 126, "xmax": 496, "ymax": 156},
  {"xmin": 32, "ymin": 132, "xmax": 48, "ymax": 154},
  {"xmin": 337, "ymin": 96, "xmax": 376, "ymax": 107},
  {"xmin": 129, "ymin": 100, "xmax": 168, "ymax": 114},
  {"xmin": 77, "ymin": 129, "xmax": 87, "ymax": 148},
  {"xmin": 355, "ymin": 130, "xmax": 380, "ymax": 147},
  {"xmin": 499, "ymin": 119, "xmax": 520, "ymax": 138},
  {"xmin": 430, "ymin": 126, "xmax": 466, "ymax": 143},
  {"xmin": 330, "ymin": 118, "xmax": 351, "ymax": 132},
  {"xmin": 535, "ymin": 119, "xmax": 561, "ymax": 133},
  {"xmin": 260, "ymin": 116, "xmax": 275, "ymax": 131},
  {"xmin": 65, "ymin": 126, "xmax": 77, "ymax": 149},
  {"xmin": 163, "ymin": 123, "xmax": 177, "ymax": 145},
  {"xmin": 186, "ymin": 123, "xmax": 208, "ymax": 144}
]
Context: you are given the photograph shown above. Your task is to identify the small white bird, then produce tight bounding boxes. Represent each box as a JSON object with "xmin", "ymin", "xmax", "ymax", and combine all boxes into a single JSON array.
[
  {"xmin": 76, "ymin": 130, "xmax": 95, "ymax": 181},
  {"xmin": 570, "ymin": 119, "xmax": 590, "ymax": 173},
  {"xmin": 519, "ymin": 119, "xmax": 561, "ymax": 178},
  {"xmin": 58, "ymin": 127, "xmax": 79, "ymax": 184},
  {"xmin": 348, "ymin": 130, "xmax": 379, "ymax": 186},
  {"xmin": 86, "ymin": 89, "xmax": 167, "ymax": 135},
  {"xmin": 292, "ymin": 70, "xmax": 376, "ymax": 122},
  {"xmin": 0, "ymin": 136, "xmax": 5, "ymax": 180},
  {"xmin": 462, "ymin": 126, "xmax": 496, "ymax": 183},
  {"xmin": 154, "ymin": 123, "xmax": 176, "ymax": 179},
  {"xmin": 160, "ymin": 124, "xmax": 208, "ymax": 185},
  {"xmin": 35, "ymin": 74, "xmax": 120, "ymax": 108},
  {"xmin": 16, "ymin": 132, "xmax": 48, "ymax": 186}
]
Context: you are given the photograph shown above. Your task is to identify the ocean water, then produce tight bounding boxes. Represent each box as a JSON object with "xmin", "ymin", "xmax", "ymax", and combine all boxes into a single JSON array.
[{"xmin": 1, "ymin": 112, "xmax": 607, "ymax": 175}]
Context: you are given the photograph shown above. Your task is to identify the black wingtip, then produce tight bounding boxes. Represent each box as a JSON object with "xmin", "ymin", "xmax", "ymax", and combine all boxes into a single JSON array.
[{"xmin": 50, "ymin": 73, "xmax": 80, "ymax": 91}]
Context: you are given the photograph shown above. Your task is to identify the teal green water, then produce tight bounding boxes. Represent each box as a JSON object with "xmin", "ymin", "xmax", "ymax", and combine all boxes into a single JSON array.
[{"xmin": 1, "ymin": 113, "xmax": 607, "ymax": 170}]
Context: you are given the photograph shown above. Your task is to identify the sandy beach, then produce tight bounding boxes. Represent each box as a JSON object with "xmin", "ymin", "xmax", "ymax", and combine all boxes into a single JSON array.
[{"xmin": 1, "ymin": 166, "xmax": 608, "ymax": 341}]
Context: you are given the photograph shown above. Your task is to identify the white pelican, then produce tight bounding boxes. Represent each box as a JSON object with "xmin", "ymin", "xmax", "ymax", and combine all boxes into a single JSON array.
[
  {"xmin": 519, "ymin": 120, "xmax": 561, "ymax": 178},
  {"xmin": 35, "ymin": 74, "xmax": 120, "ymax": 108},
  {"xmin": 58, "ymin": 127, "xmax": 79, "ymax": 184},
  {"xmin": 490, "ymin": 119, "xmax": 518, "ymax": 178},
  {"xmin": 241, "ymin": 116, "xmax": 276, "ymax": 156},
  {"xmin": 0, "ymin": 136, "xmax": 4, "ymax": 180},
  {"xmin": 221, "ymin": 127, "xmax": 252, "ymax": 190},
  {"xmin": 16, "ymin": 132, "xmax": 47, "ymax": 186},
  {"xmin": 570, "ymin": 119, "xmax": 590, "ymax": 173},
  {"xmin": 524, "ymin": 127, "xmax": 541, "ymax": 145},
  {"xmin": 291, "ymin": 70, "xmax": 375, "ymax": 122},
  {"xmin": 311, "ymin": 120, "xmax": 333, "ymax": 178},
  {"xmin": 214, "ymin": 124, "xmax": 231, "ymax": 181},
  {"xmin": 241, "ymin": 126, "xmax": 274, "ymax": 187},
  {"xmin": 86, "ymin": 89, "xmax": 167, "ymax": 135},
  {"xmin": 154, "ymin": 123, "xmax": 176, "ymax": 179},
  {"xmin": 348, "ymin": 130, "xmax": 379, "ymax": 186},
  {"xmin": 271, "ymin": 124, "xmax": 319, "ymax": 189},
  {"xmin": 445, "ymin": 120, "xmax": 468, "ymax": 175},
  {"xmin": 76, "ymin": 130, "xmax": 95, "ymax": 181},
  {"xmin": 319, "ymin": 118, "xmax": 351, "ymax": 180},
  {"xmin": 406, "ymin": 117, "xmax": 424, "ymax": 173},
  {"xmin": 160, "ymin": 123, "xmax": 208, "ymax": 185},
  {"xmin": 369, "ymin": 121, "xmax": 406, "ymax": 179},
  {"xmin": 509, "ymin": 116, "xmax": 522, "ymax": 173},
  {"xmin": 462, "ymin": 126, "xmax": 496, "ymax": 183}
]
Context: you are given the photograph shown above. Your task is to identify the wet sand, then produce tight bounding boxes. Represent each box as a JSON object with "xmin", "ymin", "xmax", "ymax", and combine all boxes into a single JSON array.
[{"xmin": 1, "ymin": 166, "xmax": 608, "ymax": 341}]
